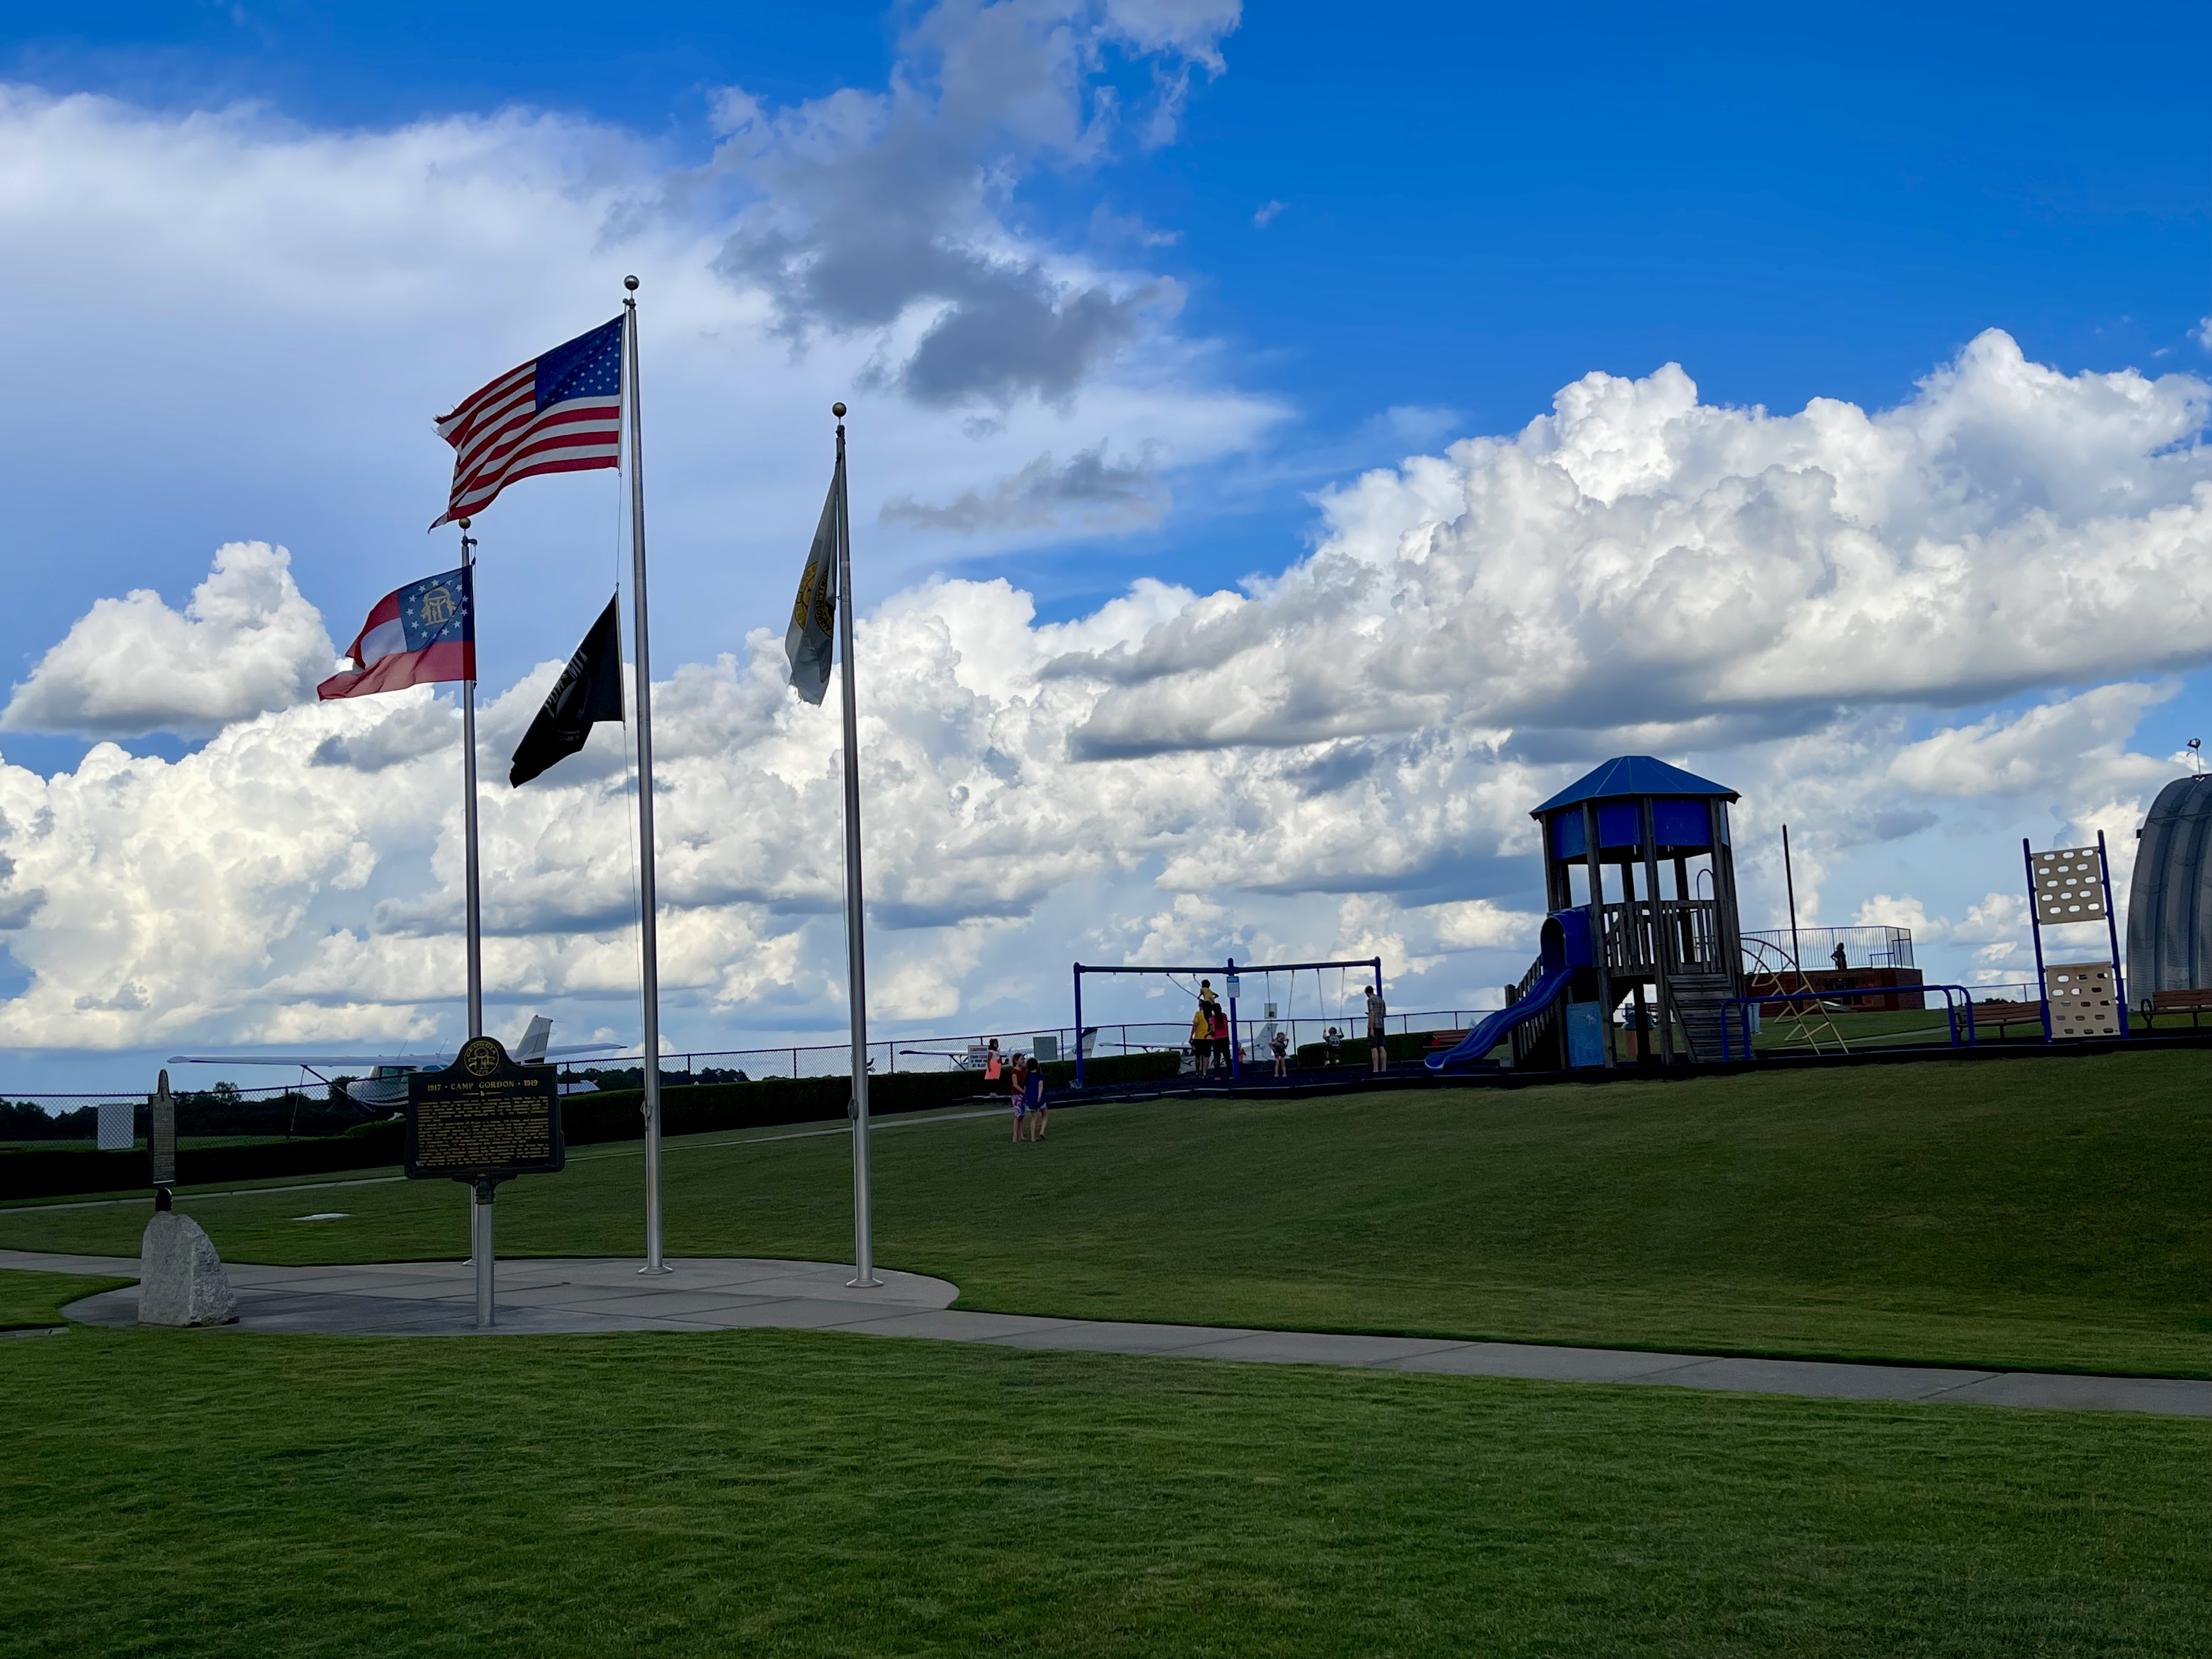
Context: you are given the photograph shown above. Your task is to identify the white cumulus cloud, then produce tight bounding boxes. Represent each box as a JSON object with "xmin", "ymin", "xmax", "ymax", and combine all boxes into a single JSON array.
[
  {"xmin": 1059, "ymin": 330, "xmax": 2212, "ymax": 758},
  {"xmin": 1, "ymin": 543, "xmax": 334, "ymax": 738}
]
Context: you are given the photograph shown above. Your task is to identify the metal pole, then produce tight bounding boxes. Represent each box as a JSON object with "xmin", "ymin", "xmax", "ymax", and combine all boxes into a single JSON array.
[
  {"xmin": 833, "ymin": 404, "xmax": 880, "ymax": 1288},
  {"xmin": 1073, "ymin": 965, "xmax": 1085, "ymax": 1088},
  {"xmin": 458, "ymin": 522, "xmax": 483, "ymax": 1256},
  {"xmin": 460, "ymin": 524, "xmax": 482, "ymax": 1042},
  {"xmin": 1782, "ymin": 823, "xmax": 1803, "ymax": 978},
  {"xmin": 2098, "ymin": 830, "xmax": 2129, "ymax": 1036},
  {"xmin": 2024, "ymin": 838, "xmax": 2052, "ymax": 1042},
  {"xmin": 472, "ymin": 1179, "xmax": 495, "ymax": 1329},
  {"xmin": 622, "ymin": 279, "xmax": 670, "ymax": 1277},
  {"xmin": 1226, "ymin": 956, "xmax": 1240, "ymax": 1080}
]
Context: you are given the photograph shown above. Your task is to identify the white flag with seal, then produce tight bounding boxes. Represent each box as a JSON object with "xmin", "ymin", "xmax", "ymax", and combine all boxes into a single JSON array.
[{"xmin": 785, "ymin": 468, "xmax": 838, "ymax": 704}]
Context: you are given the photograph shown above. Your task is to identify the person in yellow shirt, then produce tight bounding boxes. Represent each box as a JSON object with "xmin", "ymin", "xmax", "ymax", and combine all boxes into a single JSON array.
[{"xmin": 1192, "ymin": 980, "xmax": 1221, "ymax": 1075}]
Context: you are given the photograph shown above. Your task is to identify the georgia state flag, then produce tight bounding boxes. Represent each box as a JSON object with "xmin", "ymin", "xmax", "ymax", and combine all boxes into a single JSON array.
[{"xmin": 317, "ymin": 566, "xmax": 476, "ymax": 699}]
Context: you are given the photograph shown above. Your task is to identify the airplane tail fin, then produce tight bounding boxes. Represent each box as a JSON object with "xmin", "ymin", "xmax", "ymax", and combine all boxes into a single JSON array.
[{"xmin": 515, "ymin": 1014, "xmax": 554, "ymax": 1064}]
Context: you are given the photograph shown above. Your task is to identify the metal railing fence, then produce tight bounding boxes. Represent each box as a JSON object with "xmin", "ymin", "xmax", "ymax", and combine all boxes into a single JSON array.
[
  {"xmin": 558, "ymin": 1007, "xmax": 1499, "ymax": 1086},
  {"xmin": 0, "ymin": 983, "xmax": 2073, "ymax": 1135},
  {"xmin": 1742, "ymin": 925, "xmax": 1916, "ymax": 971}
]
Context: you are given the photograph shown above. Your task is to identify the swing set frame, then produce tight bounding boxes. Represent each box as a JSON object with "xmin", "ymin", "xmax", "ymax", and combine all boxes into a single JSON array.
[{"xmin": 1071, "ymin": 954, "xmax": 1386, "ymax": 1086}]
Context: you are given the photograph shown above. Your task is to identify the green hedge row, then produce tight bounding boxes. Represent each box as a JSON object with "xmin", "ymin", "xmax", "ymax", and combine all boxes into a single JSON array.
[
  {"xmin": 0, "ymin": 1050, "xmax": 1185, "ymax": 1202},
  {"xmin": 1293, "ymin": 1030, "xmax": 1448, "ymax": 1069},
  {"xmin": 0, "ymin": 1119, "xmax": 407, "ymax": 1204}
]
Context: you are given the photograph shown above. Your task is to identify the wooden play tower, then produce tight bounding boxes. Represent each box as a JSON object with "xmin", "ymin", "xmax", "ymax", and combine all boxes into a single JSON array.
[{"xmin": 1523, "ymin": 756, "xmax": 1746, "ymax": 1067}]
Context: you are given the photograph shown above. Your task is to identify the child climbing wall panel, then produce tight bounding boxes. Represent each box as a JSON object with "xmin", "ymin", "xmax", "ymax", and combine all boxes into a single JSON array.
[
  {"xmin": 2033, "ymin": 848, "xmax": 2108, "ymax": 925},
  {"xmin": 2044, "ymin": 961, "xmax": 2119, "ymax": 1038}
]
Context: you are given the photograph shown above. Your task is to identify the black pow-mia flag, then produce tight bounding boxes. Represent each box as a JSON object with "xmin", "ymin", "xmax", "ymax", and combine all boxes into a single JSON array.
[{"xmin": 510, "ymin": 595, "xmax": 625, "ymax": 787}]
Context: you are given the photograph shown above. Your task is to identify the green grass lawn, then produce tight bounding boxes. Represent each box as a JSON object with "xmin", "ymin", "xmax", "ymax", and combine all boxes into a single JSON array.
[
  {"xmin": 3, "ymin": 1052, "xmax": 2207, "ymax": 1375},
  {"xmin": 0, "ymin": 1268, "xmax": 131, "ymax": 1329},
  {"xmin": 3, "ymin": 1323, "xmax": 2206, "ymax": 1658}
]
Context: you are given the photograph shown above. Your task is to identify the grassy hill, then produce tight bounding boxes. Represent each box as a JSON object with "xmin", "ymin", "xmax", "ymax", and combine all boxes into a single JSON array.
[{"xmin": 4, "ymin": 1049, "xmax": 2206, "ymax": 1374}]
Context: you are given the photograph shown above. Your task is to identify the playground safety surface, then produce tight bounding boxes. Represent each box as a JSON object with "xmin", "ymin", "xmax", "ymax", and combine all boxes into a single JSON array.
[
  {"xmin": 1092, "ymin": 1025, "xmax": 2212, "ymax": 1104},
  {"xmin": 11, "ymin": 1248, "xmax": 2206, "ymax": 1419}
]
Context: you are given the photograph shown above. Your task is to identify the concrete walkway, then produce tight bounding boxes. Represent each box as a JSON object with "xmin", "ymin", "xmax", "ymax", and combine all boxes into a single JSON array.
[{"xmin": 10, "ymin": 1248, "xmax": 2207, "ymax": 1417}]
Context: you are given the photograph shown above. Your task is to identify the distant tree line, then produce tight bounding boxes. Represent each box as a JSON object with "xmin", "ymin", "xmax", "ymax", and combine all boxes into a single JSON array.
[{"xmin": 0, "ymin": 1079, "xmax": 379, "ymax": 1142}]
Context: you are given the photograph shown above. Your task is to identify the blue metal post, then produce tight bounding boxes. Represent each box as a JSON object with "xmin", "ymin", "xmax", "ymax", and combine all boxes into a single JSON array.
[
  {"xmin": 2024, "ymin": 838, "xmax": 2052, "ymax": 1042},
  {"xmin": 1072, "ymin": 964, "xmax": 1085, "ymax": 1088},
  {"xmin": 1226, "ymin": 956, "xmax": 1240, "ymax": 1081},
  {"xmin": 2097, "ymin": 830, "xmax": 2129, "ymax": 1035}
]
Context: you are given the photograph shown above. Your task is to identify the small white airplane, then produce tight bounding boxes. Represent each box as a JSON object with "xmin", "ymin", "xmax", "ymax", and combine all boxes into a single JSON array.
[{"xmin": 167, "ymin": 1016, "xmax": 624, "ymax": 1109}]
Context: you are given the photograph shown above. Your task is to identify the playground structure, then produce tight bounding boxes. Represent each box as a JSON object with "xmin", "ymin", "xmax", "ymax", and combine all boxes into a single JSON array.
[
  {"xmin": 1419, "ymin": 757, "xmax": 2193, "ymax": 1077},
  {"xmin": 1428, "ymin": 756, "xmax": 1746, "ymax": 1071},
  {"xmin": 1070, "ymin": 956, "xmax": 1385, "ymax": 1087},
  {"xmin": 2024, "ymin": 837, "xmax": 2127, "ymax": 1040}
]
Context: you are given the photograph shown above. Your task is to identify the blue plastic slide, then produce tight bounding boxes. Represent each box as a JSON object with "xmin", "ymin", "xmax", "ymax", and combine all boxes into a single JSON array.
[
  {"xmin": 1425, "ymin": 908, "xmax": 1593, "ymax": 1072},
  {"xmin": 1424, "ymin": 963, "xmax": 1575, "ymax": 1071}
]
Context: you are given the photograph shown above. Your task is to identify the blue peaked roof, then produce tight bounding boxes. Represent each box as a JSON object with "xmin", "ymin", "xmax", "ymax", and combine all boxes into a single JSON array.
[{"xmin": 1531, "ymin": 755, "xmax": 1739, "ymax": 818}]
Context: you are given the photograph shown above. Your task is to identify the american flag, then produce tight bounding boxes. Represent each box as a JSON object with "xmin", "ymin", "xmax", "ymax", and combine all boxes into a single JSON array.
[{"xmin": 431, "ymin": 316, "xmax": 624, "ymax": 528}]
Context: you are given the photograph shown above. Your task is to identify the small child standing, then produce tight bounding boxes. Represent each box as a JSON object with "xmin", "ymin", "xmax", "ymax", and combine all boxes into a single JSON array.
[
  {"xmin": 1024, "ymin": 1060, "xmax": 1047, "ymax": 1140},
  {"xmin": 1271, "ymin": 1026, "xmax": 1289, "ymax": 1076},
  {"xmin": 1008, "ymin": 1054, "xmax": 1029, "ymax": 1143}
]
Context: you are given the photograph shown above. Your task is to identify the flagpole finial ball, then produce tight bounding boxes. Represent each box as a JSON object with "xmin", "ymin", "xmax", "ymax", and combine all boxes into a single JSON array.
[
  {"xmin": 458, "ymin": 517, "xmax": 471, "ymax": 530},
  {"xmin": 832, "ymin": 402, "xmax": 847, "ymax": 418},
  {"xmin": 624, "ymin": 275, "xmax": 639, "ymax": 291}
]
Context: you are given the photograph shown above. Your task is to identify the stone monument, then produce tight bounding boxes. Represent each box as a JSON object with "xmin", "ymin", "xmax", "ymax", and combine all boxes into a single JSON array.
[{"xmin": 138, "ymin": 1209, "xmax": 237, "ymax": 1327}]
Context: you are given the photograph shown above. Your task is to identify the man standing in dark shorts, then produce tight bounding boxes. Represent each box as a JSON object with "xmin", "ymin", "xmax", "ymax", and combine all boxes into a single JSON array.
[{"xmin": 1365, "ymin": 984, "xmax": 1388, "ymax": 1073}]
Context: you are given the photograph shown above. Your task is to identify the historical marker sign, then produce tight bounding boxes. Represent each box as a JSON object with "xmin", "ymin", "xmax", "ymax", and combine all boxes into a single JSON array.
[
  {"xmin": 405, "ymin": 1036, "xmax": 565, "ymax": 1182},
  {"xmin": 149, "ymin": 1069, "xmax": 177, "ymax": 1189}
]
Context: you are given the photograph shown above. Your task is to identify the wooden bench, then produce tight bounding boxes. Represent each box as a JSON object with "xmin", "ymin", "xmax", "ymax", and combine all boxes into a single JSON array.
[
  {"xmin": 1426, "ymin": 1030, "xmax": 1469, "ymax": 1050},
  {"xmin": 1968, "ymin": 999, "xmax": 2044, "ymax": 1037},
  {"xmin": 2141, "ymin": 989, "xmax": 2212, "ymax": 1030}
]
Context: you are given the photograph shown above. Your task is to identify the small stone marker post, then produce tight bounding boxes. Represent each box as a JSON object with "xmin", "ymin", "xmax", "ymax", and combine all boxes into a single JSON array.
[
  {"xmin": 138, "ymin": 1211, "xmax": 239, "ymax": 1325},
  {"xmin": 139, "ymin": 1067, "xmax": 236, "ymax": 1327},
  {"xmin": 405, "ymin": 1036, "xmax": 564, "ymax": 1329}
]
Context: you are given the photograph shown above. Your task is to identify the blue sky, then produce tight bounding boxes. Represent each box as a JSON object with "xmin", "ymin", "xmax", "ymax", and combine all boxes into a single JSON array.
[
  {"xmin": 11, "ymin": 0, "xmax": 2209, "ymax": 645},
  {"xmin": 0, "ymin": 0, "xmax": 2207, "ymax": 1087}
]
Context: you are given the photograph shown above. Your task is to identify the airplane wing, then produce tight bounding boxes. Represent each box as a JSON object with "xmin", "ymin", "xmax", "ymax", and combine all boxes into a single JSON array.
[
  {"xmin": 165, "ymin": 1041, "xmax": 624, "ymax": 1069},
  {"xmin": 167, "ymin": 1052, "xmax": 459, "ymax": 1069}
]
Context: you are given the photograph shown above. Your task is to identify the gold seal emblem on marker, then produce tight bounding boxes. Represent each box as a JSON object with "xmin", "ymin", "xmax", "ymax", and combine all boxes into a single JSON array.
[{"xmin": 460, "ymin": 1037, "xmax": 503, "ymax": 1077}]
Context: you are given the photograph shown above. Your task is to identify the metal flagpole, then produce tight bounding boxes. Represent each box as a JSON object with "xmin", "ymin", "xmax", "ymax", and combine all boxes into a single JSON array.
[
  {"xmin": 623, "ymin": 275, "xmax": 671, "ymax": 1277},
  {"xmin": 833, "ymin": 402, "xmax": 879, "ymax": 1287},
  {"xmin": 459, "ymin": 518, "xmax": 483, "ymax": 1042},
  {"xmin": 458, "ymin": 518, "xmax": 488, "ymax": 1305}
]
